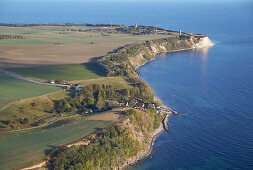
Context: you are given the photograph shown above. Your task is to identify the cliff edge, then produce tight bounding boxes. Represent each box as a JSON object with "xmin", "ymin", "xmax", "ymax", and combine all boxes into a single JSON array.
[{"xmin": 99, "ymin": 35, "xmax": 213, "ymax": 76}]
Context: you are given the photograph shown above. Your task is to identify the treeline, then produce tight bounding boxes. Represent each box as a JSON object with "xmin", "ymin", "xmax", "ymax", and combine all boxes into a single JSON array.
[
  {"xmin": 0, "ymin": 34, "xmax": 24, "ymax": 39},
  {"xmin": 116, "ymin": 25, "xmax": 163, "ymax": 35},
  {"xmin": 0, "ymin": 117, "xmax": 29, "ymax": 129},
  {"xmin": 49, "ymin": 125, "xmax": 142, "ymax": 169}
]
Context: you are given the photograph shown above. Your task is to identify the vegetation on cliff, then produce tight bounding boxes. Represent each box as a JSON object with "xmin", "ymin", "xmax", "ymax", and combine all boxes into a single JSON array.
[
  {"xmin": 98, "ymin": 36, "xmax": 201, "ymax": 77},
  {"xmin": 49, "ymin": 109, "xmax": 162, "ymax": 170}
]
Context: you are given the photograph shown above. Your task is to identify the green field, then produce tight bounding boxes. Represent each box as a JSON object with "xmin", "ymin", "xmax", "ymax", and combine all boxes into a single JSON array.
[
  {"xmin": 0, "ymin": 26, "xmax": 170, "ymax": 45},
  {"xmin": 71, "ymin": 76, "xmax": 134, "ymax": 89},
  {"xmin": 0, "ymin": 72, "xmax": 61, "ymax": 108},
  {"xmin": 6, "ymin": 63, "xmax": 106, "ymax": 81},
  {"xmin": 0, "ymin": 119, "xmax": 112, "ymax": 170}
]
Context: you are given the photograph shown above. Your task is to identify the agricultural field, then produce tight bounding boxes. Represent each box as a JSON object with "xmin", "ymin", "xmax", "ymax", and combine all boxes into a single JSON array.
[
  {"xmin": 6, "ymin": 63, "xmax": 106, "ymax": 81},
  {"xmin": 0, "ymin": 118, "xmax": 113, "ymax": 170},
  {"xmin": 0, "ymin": 26, "xmax": 171, "ymax": 45},
  {"xmin": 0, "ymin": 26, "xmax": 171, "ymax": 68},
  {"xmin": 70, "ymin": 76, "xmax": 134, "ymax": 89},
  {"xmin": 0, "ymin": 71, "xmax": 61, "ymax": 108}
]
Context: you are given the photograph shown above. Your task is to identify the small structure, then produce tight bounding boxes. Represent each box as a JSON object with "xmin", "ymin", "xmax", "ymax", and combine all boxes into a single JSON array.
[
  {"xmin": 129, "ymin": 99, "xmax": 145, "ymax": 109},
  {"xmin": 147, "ymin": 103, "xmax": 156, "ymax": 110},
  {"xmin": 135, "ymin": 22, "xmax": 138, "ymax": 28},
  {"xmin": 179, "ymin": 29, "xmax": 182, "ymax": 36},
  {"xmin": 129, "ymin": 99, "xmax": 138, "ymax": 106},
  {"xmin": 65, "ymin": 85, "xmax": 71, "ymax": 91},
  {"xmin": 136, "ymin": 101, "xmax": 145, "ymax": 108},
  {"xmin": 50, "ymin": 80, "xmax": 55, "ymax": 84},
  {"xmin": 75, "ymin": 85, "xmax": 83, "ymax": 91}
]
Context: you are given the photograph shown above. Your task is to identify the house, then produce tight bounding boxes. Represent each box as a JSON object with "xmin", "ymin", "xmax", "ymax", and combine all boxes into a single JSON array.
[
  {"xmin": 129, "ymin": 99, "xmax": 138, "ymax": 106},
  {"xmin": 75, "ymin": 85, "xmax": 83, "ymax": 91},
  {"xmin": 50, "ymin": 80, "xmax": 55, "ymax": 84},
  {"xmin": 129, "ymin": 99, "xmax": 145, "ymax": 108},
  {"xmin": 136, "ymin": 101, "xmax": 145, "ymax": 108},
  {"xmin": 147, "ymin": 103, "xmax": 156, "ymax": 110}
]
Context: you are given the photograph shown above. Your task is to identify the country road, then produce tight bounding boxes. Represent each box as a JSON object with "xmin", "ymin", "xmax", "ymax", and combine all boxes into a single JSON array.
[{"xmin": 0, "ymin": 68, "xmax": 69, "ymax": 87}]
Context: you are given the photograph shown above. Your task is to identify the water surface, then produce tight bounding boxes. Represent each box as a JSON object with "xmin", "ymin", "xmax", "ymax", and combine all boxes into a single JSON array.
[{"xmin": 1, "ymin": 1, "xmax": 253, "ymax": 169}]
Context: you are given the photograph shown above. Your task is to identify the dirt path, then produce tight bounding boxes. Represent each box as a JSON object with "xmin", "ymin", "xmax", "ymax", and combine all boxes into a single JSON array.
[
  {"xmin": 0, "ymin": 68, "xmax": 69, "ymax": 86},
  {"xmin": 0, "ymin": 68, "xmax": 44, "ymax": 84}
]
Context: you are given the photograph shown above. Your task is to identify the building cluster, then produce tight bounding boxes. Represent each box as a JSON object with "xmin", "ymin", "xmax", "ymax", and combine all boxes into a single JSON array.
[{"xmin": 129, "ymin": 99, "xmax": 155, "ymax": 110}]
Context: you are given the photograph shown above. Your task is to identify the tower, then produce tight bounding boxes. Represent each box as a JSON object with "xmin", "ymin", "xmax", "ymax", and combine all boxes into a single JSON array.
[
  {"xmin": 135, "ymin": 23, "xmax": 138, "ymax": 28},
  {"xmin": 179, "ymin": 29, "xmax": 182, "ymax": 36}
]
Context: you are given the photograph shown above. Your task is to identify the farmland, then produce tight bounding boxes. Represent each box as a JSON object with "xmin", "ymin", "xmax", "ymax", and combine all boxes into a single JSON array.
[
  {"xmin": 0, "ymin": 71, "xmax": 61, "ymax": 108},
  {"xmin": 6, "ymin": 63, "xmax": 106, "ymax": 81},
  {"xmin": 0, "ymin": 118, "xmax": 113, "ymax": 170},
  {"xmin": 0, "ymin": 26, "xmax": 171, "ymax": 45},
  {"xmin": 0, "ymin": 24, "xmax": 169, "ymax": 169},
  {"xmin": 0, "ymin": 26, "xmax": 171, "ymax": 68}
]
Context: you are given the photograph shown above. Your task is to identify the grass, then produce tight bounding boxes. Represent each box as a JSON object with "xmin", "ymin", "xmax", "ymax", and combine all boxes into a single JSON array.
[
  {"xmin": 70, "ymin": 76, "xmax": 134, "ymax": 89},
  {"xmin": 0, "ymin": 94, "xmax": 55, "ymax": 125},
  {"xmin": 0, "ymin": 119, "xmax": 113, "ymax": 170},
  {"xmin": 0, "ymin": 26, "xmax": 170, "ymax": 45},
  {"xmin": 0, "ymin": 72, "xmax": 61, "ymax": 108},
  {"xmin": 6, "ymin": 63, "xmax": 106, "ymax": 81},
  {"xmin": 47, "ymin": 90, "xmax": 71, "ymax": 101}
]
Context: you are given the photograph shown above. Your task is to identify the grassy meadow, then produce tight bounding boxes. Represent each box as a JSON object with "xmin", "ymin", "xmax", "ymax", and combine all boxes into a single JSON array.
[
  {"xmin": 6, "ymin": 63, "xmax": 106, "ymax": 81},
  {"xmin": 0, "ymin": 92, "xmax": 60, "ymax": 127},
  {"xmin": 0, "ymin": 119, "xmax": 113, "ymax": 170},
  {"xmin": 0, "ymin": 72, "xmax": 61, "ymax": 108},
  {"xmin": 70, "ymin": 76, "xmax": 134, "ymax": 89}
]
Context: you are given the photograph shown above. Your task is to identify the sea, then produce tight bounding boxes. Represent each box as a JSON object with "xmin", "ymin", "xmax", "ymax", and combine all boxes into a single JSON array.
[{"xmin": 1, "ymin": 0, "xmax": 253, "ymax": 169}]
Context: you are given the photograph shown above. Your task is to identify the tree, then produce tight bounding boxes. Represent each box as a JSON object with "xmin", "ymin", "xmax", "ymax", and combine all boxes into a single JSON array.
[{"xmin": 23, "ymin": 118, "xmax": 29, "ymax": 124}]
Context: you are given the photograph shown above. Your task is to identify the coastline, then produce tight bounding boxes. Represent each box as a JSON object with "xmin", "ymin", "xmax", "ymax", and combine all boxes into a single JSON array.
[
  {"xmin": 17, "ymin": 35, "xmax": 213, "ymax": 170},
  {"xmin": 122, "ymin": 111, "xmax": 170, "ymax": 169},
  {"xmin": 123, "ymin": 39, "xmax": 213, "ymax": 169}
]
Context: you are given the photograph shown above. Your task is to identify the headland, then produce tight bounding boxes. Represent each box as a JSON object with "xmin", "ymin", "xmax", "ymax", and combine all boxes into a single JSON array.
[{"xmin": 0, "ymin": 23, "xmax": 212, "ymax": 170}]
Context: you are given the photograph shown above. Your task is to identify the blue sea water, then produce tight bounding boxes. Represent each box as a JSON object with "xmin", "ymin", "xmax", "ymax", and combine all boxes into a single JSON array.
[{"xmin": 1, "ymin": 0, "xmax": 253, "ymax": 169}]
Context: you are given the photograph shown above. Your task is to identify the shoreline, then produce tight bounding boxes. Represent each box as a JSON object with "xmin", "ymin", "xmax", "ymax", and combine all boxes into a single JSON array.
[
  {"xmin": 123, "ymin": 42, "xmax": 213, "ymax": 169},
  {"xmin": 16, "ymin": 35, "xmax": 213, "ymax": 170},
  {"xmin": 136, "ymin": 46, "xmax": 213, "ymax": 73},
  {"xmin": 123, "ymin": 112, "xmax": 170, "ymax": 169}
]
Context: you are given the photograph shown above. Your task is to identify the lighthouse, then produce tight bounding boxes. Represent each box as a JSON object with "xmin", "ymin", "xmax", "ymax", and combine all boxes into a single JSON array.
[
  {"xmin": 179, "ymin": 29, "xmax": 182, "ymax": 36},
  {"xmin": 135, "ymin": 23, "xmax": 138, "ymax": 28}
]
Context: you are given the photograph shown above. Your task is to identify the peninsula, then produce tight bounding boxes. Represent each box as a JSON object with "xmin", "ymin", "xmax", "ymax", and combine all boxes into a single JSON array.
[{"xmin": 0, "ymin": 24, "xmax": 212, "ymax": 170}]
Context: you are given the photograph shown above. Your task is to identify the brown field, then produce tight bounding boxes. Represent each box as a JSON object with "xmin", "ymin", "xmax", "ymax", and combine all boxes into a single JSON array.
[{"xmin": 0, "ymin": 42, "xmax": 130, "ymax": 68}]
